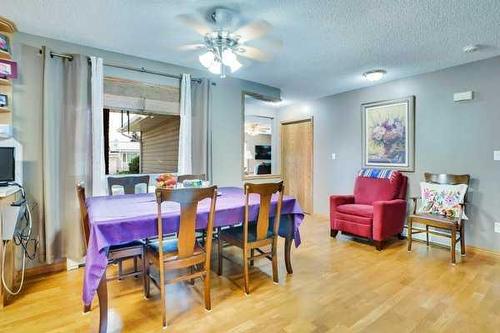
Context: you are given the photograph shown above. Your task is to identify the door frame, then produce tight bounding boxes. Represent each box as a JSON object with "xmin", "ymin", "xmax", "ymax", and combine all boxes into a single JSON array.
[{"xmin": 280, "ymin": 117, "xmax": 314, "ymax": 214}]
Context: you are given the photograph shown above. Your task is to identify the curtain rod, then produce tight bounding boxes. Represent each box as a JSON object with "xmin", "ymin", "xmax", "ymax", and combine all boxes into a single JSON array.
[
  {"xmin": 47, "ymin": 50, "xmax": 202, "ymax": 83},
  {"xmin": 103, "ymin": 62, "xmax": 202, "ymax": 83}
]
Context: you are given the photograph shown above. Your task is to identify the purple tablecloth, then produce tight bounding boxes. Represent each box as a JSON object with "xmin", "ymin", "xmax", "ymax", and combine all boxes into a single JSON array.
[{"xmin": 83, "ymin": 187, "xmax": 304, "ymax": 306}]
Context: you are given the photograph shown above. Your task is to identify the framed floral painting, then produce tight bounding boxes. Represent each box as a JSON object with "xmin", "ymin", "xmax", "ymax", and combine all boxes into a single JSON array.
[{"xmin": 361, "ymin": 96, "xmax": 415, "ymax": 171}]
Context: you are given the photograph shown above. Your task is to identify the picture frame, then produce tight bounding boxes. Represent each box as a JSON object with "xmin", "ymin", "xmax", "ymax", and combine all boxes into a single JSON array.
[
  {"xmin": 0, "ymin": 94, "xmax": 7, "ymax": 107},
  {"xmin": 0, "ymin": 59, "xmax": 17, "ymax": 79},
  {"xmin": 0, "ymin": 33, "xmax": 10, "ymax": 54},
  {"xmin": 361, "ymin": 96, "xmax": 415, "ymax": 172}
]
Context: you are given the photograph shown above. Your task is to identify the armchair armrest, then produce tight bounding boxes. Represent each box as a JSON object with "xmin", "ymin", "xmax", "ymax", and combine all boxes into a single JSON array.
[
  {"xmin": 330, "ymin": 195, "xmax": 355, "ymax": 211},
  {"xmin": 409, "ymin": 196, "xmax": 420, "ymax": 214},
  {"xmin": 372, "ymin": 199, "xmax": 407, "ymax": 241},
  {"xmin": 329, "ymin": 195, "xmax": 355, "ymax": 228}
]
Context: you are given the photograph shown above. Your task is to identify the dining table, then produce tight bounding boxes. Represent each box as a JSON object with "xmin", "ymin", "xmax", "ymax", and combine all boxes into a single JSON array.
[{"xmin": 82, "ymin": 186, "xmax": 304, "ymax": 332}]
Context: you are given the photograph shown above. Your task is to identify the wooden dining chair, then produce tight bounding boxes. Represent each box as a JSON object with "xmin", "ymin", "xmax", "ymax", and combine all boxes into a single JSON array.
[
  {"xmin": 106, "ymin": 175, "xmax": 150, "ymax": 276},
  {"xmin": 177, "ymin": 174, "xmax": 207, "ymax": 183},
  {"xmin": 144, "ymin": 186, "xmax": 217, "ymax": 329},
  {"xmin": 217, "ymin": 181, "xmax": 284, "ymax": 294},
  {"xmin": 407, "ymin": 173, "xmax": 470, "ymax": 264},
  {"xmin": 76, "ymin": 184, "xmax": 145, "ymax": 311},
  {"xmin": 107, "ymin": 175, "xmax": 150, "ymax": 195}
]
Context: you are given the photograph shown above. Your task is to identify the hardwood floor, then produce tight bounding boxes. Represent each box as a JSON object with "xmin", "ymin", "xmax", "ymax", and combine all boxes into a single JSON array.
[{"xmin": 1, "ymin": 215, "xmax": 499, "ymax": 332}]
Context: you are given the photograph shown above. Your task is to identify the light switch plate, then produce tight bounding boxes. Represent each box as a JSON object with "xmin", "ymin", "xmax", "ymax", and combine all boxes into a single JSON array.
[
  {"xmin": 331, "ymin": 153, "xmax": 336, "ymax": 160},
  {"xmin": 494, "ymin": 151, "xmax": 500, "ymax": 161},
  {"xmin": 495, "ymin": 222, "xmax": 500, "ymax": 234}
]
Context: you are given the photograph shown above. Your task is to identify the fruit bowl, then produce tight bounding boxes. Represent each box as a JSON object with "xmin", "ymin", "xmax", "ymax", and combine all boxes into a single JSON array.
[{"xmin": 155, "ymin": 173, "xmax": 177, "ymax": 189}]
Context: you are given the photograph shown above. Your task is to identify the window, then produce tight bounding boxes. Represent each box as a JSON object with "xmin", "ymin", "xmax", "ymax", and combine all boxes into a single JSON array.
[
  {"xmin": 242, "ymin": 93, "xmax": 280, "ymax": 178},
  {"xmin": 103, "ymin": 77, "xmax": 181, "ymax": 175},
  {"xmin": 104, "ymin": 109, "xmax": 180, "ymax": 175}
]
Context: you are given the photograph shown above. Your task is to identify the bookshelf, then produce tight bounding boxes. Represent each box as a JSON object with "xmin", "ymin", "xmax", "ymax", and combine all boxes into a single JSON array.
[{"xmin": 0, "ymin": 16, "xmax": 16, "ymax": 131}]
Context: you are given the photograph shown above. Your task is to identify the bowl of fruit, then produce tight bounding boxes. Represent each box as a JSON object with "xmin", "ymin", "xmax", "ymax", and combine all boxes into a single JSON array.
[{"xmin": 155, "ymin": 173, "xmax": 177, "ymax": 189}]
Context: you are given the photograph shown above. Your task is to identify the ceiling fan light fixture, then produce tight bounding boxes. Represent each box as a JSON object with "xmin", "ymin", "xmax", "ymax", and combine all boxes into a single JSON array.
[
  {"xmin": 199, "ymin": 51, "xmax": 215, "ymax": 68},
  {"xmin": 363, "ymin": 70, "xmax": 386, "ymax": 82},
  {"xmin": 229, "ymin": 59, "xmax": 242, "ymax": 73},
  {"xmin": 222, "ymin": 49, "xmax": 237, "ymax": 65},
  {"xmin": 208, "ymin": 60, "xmax": 222, "ymax": 75}
]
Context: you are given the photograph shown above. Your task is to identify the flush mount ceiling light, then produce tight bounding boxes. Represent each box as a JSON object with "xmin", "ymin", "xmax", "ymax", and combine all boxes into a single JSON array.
[
  {"xmin": 463, "ymin": 44, "xmax": 480, "ymax": 53},
  {"xmin": 363, "ymin": 70, "xmax": 387, "ymax": 82},
  {"xmin": 177, "ymin": 7, "xmax": 281, "ymax": 79}
]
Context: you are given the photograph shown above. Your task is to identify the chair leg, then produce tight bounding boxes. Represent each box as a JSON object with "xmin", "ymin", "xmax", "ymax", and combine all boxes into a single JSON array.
[
  {"xmin": 460, "ymin": 225, "xmax": 466, "ymax": 256},
  {"xmin": 425, "ymin": 225, "xmax": 430, "ymax": 246},
  {"xmin": 118, "ymin": 260, "xmax": 123, "ymax": 280},
  {"xmin": 284, "ymin": 238, "xmax": 293, "ymax": 274},
  {"xmin": 250, "ymin": 249, "xmax": 255, "ymax": 267},
  {"xmin": 159, "ymin": 266, "xmax": 167, "ymax": 328},
  {"xmin": 272, "ymin": 240, "xmax": 278, "ymax": 283},
  {"xmin": 142, "ymin": 252, "xmax": 149, "ymax": 299},
  {"xmin": 330, "ymin": 229, "xmax": 339, "ymax": 238},
  {"xmin": 217, "ymin": 230, "xmax": 223, "ymax": 276},
  {"xmin": 374, "ymin": 240, "xmax": 383, "ymax": 251},
  {"xmin": 242, "ymin": 247, "xmax": 250, "ymax": 295},
  {"xmin": 134, "ymin": 256, "xmax": 139, "ymax": 278},
  {"xmin": 450, "ymin": 226, "xmax": 457, "ymax": 264},
  {"xmin": 204, "ymin": 271, "xmax": 211, "ymax": 311},
  {"xmin": 407, "ymin": 219, "xmax": 413, "ymax": 252},
  {"xmin": 189, "ymin": 266, "xmax": 195, "ymax": 285}
]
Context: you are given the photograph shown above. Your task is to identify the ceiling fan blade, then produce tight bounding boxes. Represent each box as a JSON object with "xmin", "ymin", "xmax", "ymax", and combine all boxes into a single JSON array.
[
  {"xmin": 234, "ymin": 20, "xmax": 272, "ymax": 42},
  {"xmin": 176, "ymin": 14, "xmax": 212, "ymax": 36},
  {"xmin": 263, "ymin": 36, "xmax": 283, "ymax": 50},
  {"xmin": 177, "ymin": 43, "xmax": 205, "ymax": 51},
  {"xmin": 236, "ymin": 46, "xmax": 272, "ymax": 62}
]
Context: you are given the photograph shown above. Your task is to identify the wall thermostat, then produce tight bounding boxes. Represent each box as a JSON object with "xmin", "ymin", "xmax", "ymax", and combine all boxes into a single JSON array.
[{"xmin": 453, "ymin": 91, "xmax": 474, "ymax": 102}]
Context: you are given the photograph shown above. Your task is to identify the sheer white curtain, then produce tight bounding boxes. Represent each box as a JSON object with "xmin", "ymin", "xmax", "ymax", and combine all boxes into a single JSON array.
[
  {"xmin": 43, "ymin": 52, "xmax": 91, "ymax": 263},
  {"xmin": 177, "ymin": 73, "xmax": 192, "ymax": 174},
  {"xmin": 90, "ymin": 57, "xmax": 106, "ymax": 196}
]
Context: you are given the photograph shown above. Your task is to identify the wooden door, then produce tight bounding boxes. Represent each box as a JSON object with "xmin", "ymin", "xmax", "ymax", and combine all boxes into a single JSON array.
[{"xmin": 281, "ymin": 119, "xmax": 313, "ymax": 214}]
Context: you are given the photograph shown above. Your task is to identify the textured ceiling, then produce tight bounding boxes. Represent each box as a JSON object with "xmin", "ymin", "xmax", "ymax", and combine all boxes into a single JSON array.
[{"xmin": 3, "ymin": 0, "xmax": 500, "ymax": 102}]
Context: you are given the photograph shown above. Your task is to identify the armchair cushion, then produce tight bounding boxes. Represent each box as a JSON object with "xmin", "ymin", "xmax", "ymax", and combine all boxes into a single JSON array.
[
  {"xmin": 354, "ymin": 173, "xmax": 404, "ymax": 204},
  {"xmin": 336, "ymin": 204, "xmax": 373, "ymax": 218}
]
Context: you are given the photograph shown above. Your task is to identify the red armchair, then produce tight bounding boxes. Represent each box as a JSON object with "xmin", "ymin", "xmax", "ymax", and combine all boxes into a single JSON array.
[{"xmin": 330, "ymin": 172, "xmax": 408, "ymax": 250}]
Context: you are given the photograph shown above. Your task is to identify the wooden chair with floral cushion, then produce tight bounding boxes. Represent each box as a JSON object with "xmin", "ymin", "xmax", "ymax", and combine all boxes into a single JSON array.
[{"xmin": 407, "ymin": 173, "xmax": 470, "ymax": 264}]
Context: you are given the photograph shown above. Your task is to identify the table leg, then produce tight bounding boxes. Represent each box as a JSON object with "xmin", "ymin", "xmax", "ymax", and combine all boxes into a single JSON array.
[
  {"xmin": 284, "ymin": 238, "xmax": 293, "ymax": 274},
  {"xmin": 97, "ymin": 269, "xmax": 108, "ymax": 333}
]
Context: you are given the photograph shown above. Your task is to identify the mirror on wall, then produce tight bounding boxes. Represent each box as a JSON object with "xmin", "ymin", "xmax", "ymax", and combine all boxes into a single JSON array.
[{"xmin": 242, "ymin": 93, "xmax": 280, "ymax": 179}]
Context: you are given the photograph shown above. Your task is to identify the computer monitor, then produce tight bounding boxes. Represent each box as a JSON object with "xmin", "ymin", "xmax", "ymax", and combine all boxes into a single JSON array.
[{"xmin": 0, "ymin": 147, "xmax": 15, "ymax": 184}]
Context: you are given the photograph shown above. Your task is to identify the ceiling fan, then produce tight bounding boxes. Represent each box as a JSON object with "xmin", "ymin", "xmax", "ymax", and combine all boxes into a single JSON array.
[{"xmin": 177, "ymin": 7, "xmax": 281, "ymax": 78}]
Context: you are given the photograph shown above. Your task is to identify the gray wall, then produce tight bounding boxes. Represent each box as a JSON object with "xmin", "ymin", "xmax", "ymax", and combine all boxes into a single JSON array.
[{"xmin": 280, "ymin": 56, "xmax": 500, "ymax": 252}]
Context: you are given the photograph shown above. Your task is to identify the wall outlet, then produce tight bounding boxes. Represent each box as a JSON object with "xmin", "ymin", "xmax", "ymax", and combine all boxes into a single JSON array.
[{"xmin": 495, "ymin": 222, "xmax": 500, "ymax": 234}]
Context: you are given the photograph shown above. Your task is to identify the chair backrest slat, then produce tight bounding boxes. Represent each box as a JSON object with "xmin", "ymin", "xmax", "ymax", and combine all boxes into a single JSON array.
[
  {"xmin": 76, "ymin": 184, "xmax": 90, "ymax": 249},
  {"xmin": 108, "ymin": 175, "xmax": 150, "ymax": 195},
  {"xmin": 424, "ymin": 173, "xmax": 470, "ymax": 186},
  {"xmin": 155, "ymin": 186, "xmax": 217, "ymax": 258},
  {"xmin": 244, "ymin": 182, "xmax": 284, "ymax": 242}
]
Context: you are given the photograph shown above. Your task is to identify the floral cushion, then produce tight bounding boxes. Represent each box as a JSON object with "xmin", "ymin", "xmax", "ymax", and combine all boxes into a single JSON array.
[{"xmin": 419, "ymin": 182, "xmax": 468, "ymax": 219}]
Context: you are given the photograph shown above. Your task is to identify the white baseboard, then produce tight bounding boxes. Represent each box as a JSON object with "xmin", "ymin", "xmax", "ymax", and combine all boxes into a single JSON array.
[{"xmin": 66, "ymin": 257, "xmax": 85, "ymax": 271}]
